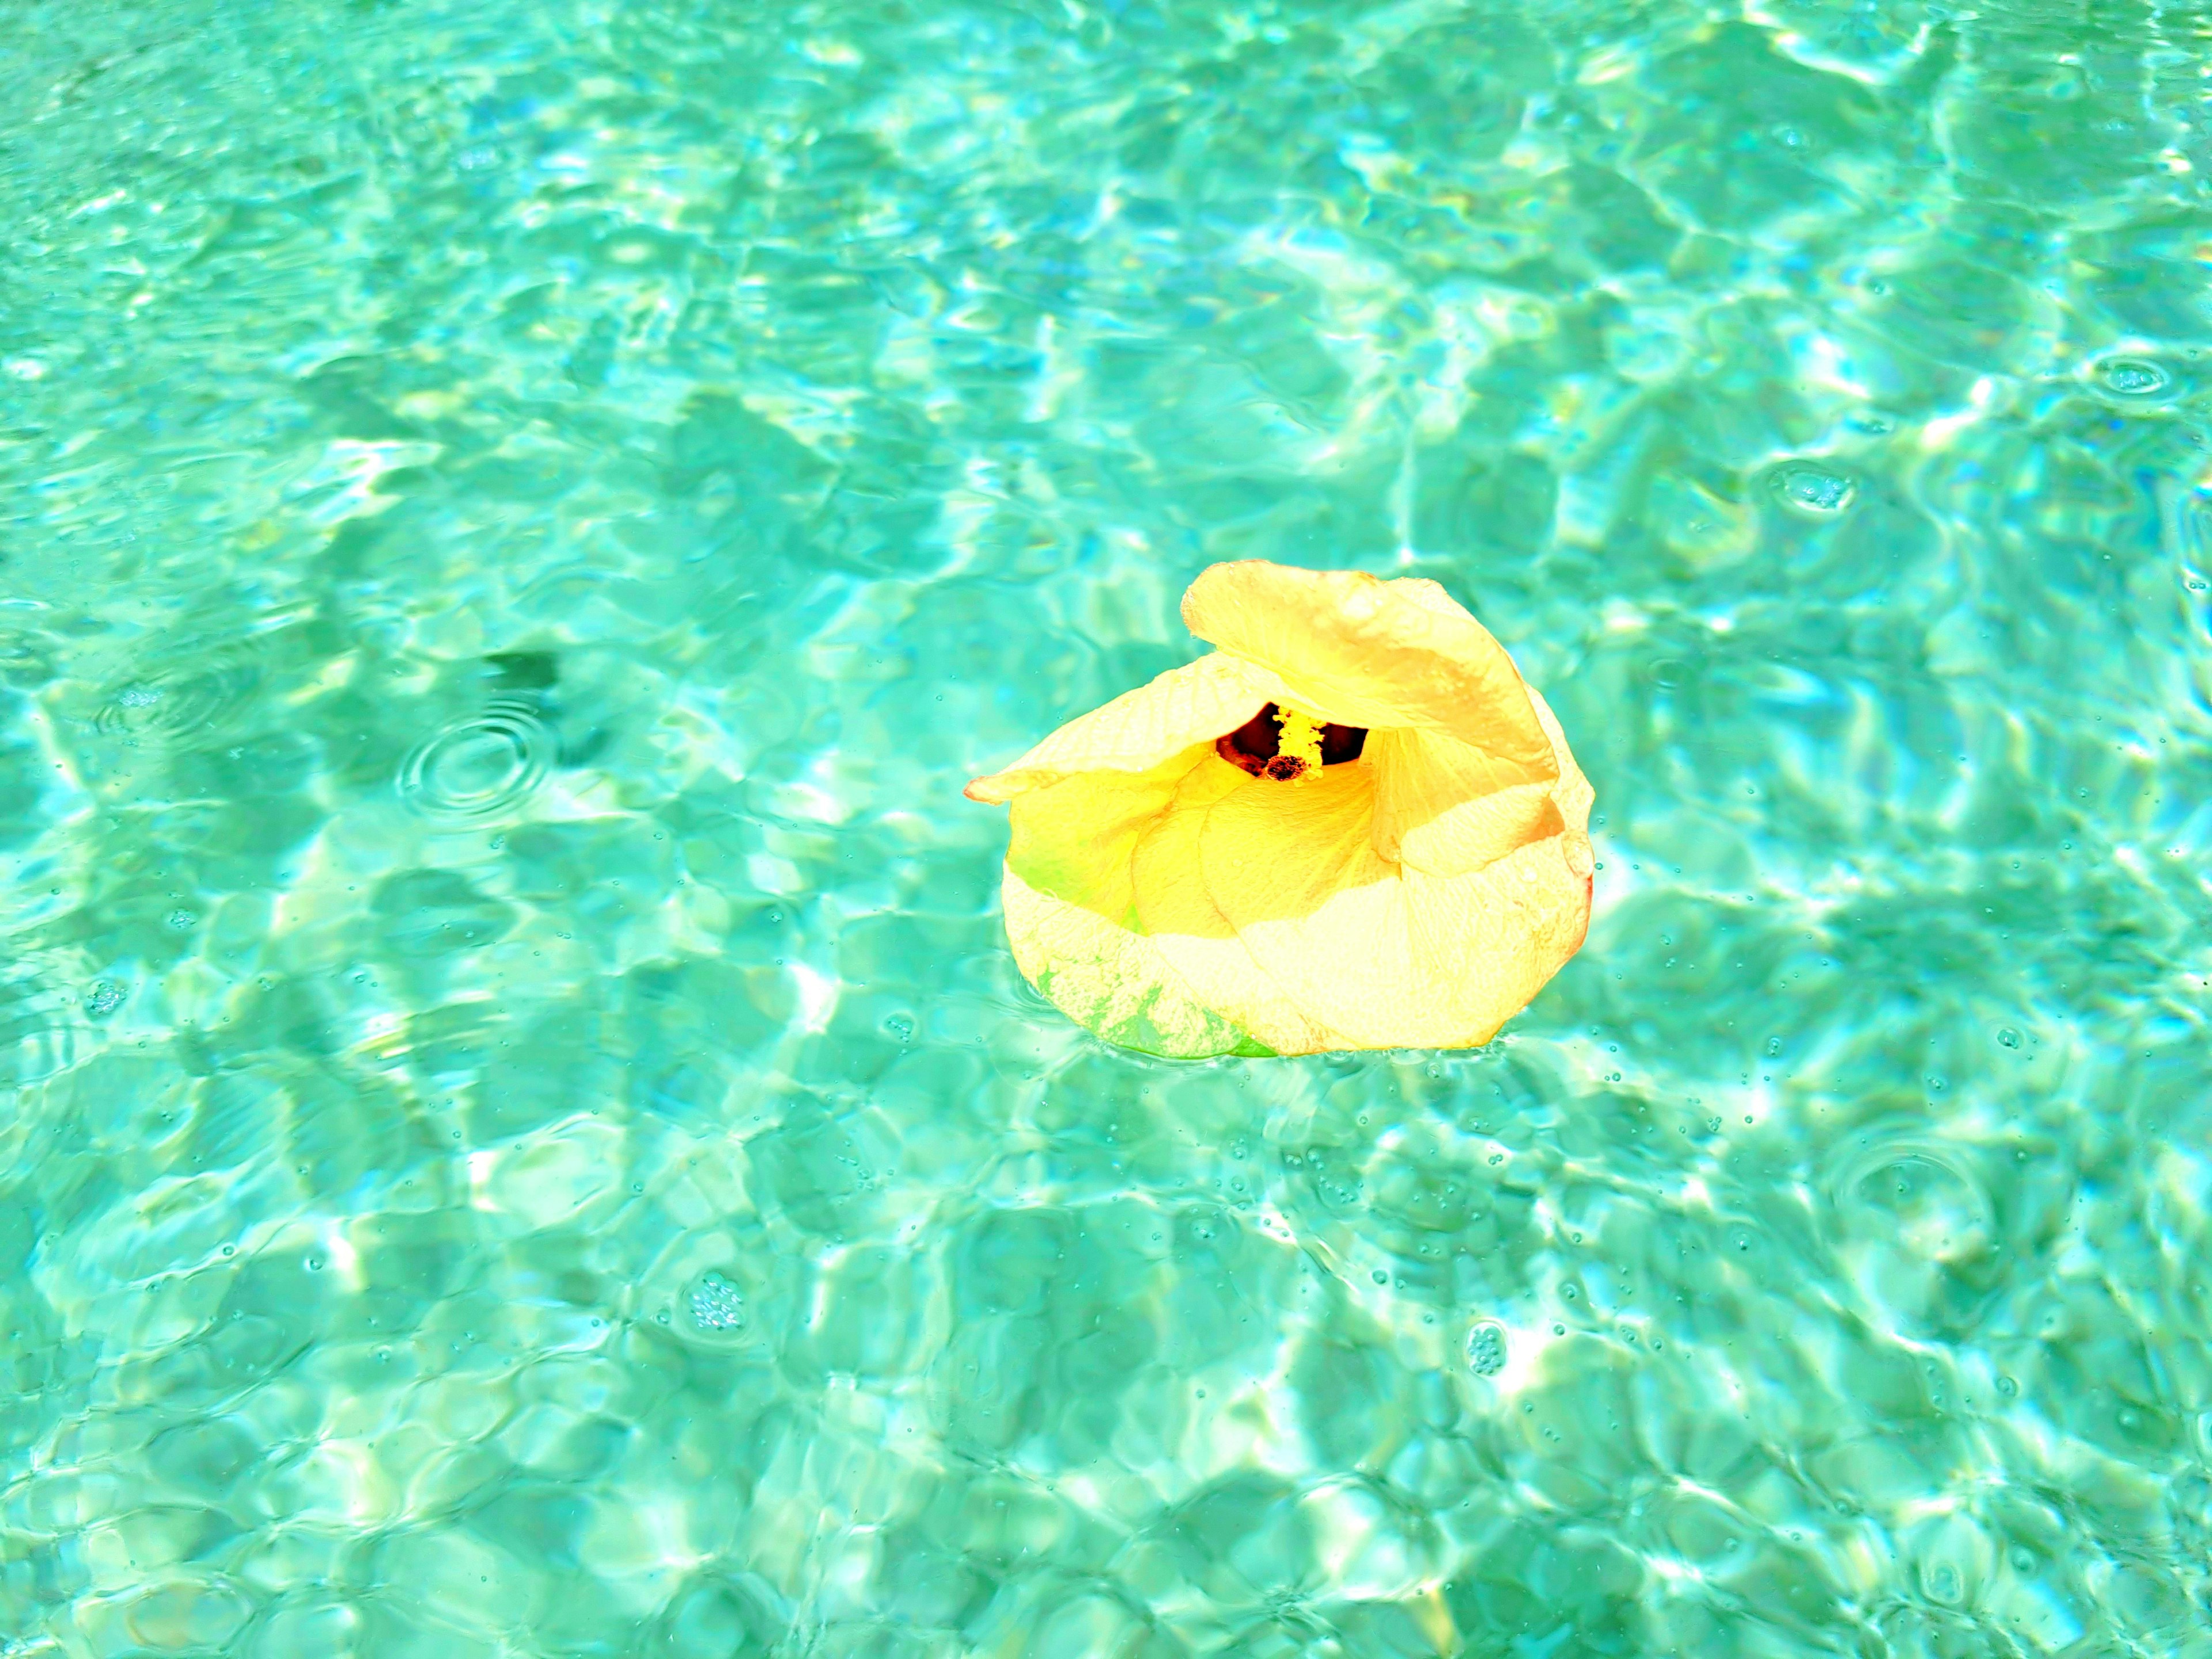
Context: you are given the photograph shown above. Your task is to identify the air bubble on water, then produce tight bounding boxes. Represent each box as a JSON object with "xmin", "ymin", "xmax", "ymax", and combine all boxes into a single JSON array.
[
  {"xmin": 166, "ymin": 909, "xmax": 196, "ymax": 930},
  {"xmin": 86, "ymin": 982, "xmax": 124, "ymax": 1016},
  {"xmin": 2098, "ymin": 357, "xmax": 2170, "ymax": 396},
  {"xmin": 1771, "ymin": 461, "xmax": 1855, "ymax": 513},
  {"xmin": 1468, "ymin": 1321, "xmax": 1508, "ymax": 1376},
  {"xmin": 1996, "ymin": 1027, "xmax": 2022, "ymax": 1049},
  {"xmin": 883, "ymin": 1013, "xmax": 915, "ymax": 1043},
  {"xmin": 689, "ymin": 1271, "xmax": 747, "ymax": 1332},
  {"xmin": 94, "ymin": 642, "xmax": 264, "ymax": 740}
]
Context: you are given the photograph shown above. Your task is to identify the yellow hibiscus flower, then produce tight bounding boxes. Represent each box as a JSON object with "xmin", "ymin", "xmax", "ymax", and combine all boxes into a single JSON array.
[{"xmin": 965, "ymin": 560, "xmax": 1594, "ymax": 1058}]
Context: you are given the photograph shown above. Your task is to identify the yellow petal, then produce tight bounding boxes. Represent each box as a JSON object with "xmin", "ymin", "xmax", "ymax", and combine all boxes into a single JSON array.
[
  {"xmin": 965, "ymin": 652, "xmax": 1283, "ymax": 805},
  {"xmin": 1368, "ymin": 726, "xmax": 1563, "ymax": 876},
  {"xmin": 1180, "ymin": 562, "xmax": 1556, "ymax": 782},
  {"xmin": 1198, "ymin": 755, "xmax": 1589, "ymax": 1051},
  {"xmin": 1365, "ymin": 601, "xmax": 1590, "ymax": 879},
  {"xmin": 1002, "ymin": 747, "xmax": 1200, "ymax": 924},
  {"xmin": 1527, "ymin": 681, "xmax": 1597, "ymax": 868},
  {"xmin": 1001, "ymin": 865, "xmax": 1266, "ymax": 1059},
  {"xmin": 996, "ymin": 746, "xmax": 1274, "ymax": 1058},
  {"xmin": 1128, "ymin": 753, "xmax": 1351, "ymax": 1056}
]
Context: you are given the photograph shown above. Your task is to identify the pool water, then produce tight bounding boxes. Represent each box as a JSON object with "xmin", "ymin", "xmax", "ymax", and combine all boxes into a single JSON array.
[{"xmin": 4, "ymin": 0, "xmax": 2211, "ymax": 1652}]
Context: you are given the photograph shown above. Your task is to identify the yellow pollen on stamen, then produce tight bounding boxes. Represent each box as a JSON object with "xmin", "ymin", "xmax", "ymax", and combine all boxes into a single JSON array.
[{"xmin": 1274, "ymin": 704, "xmax": 1325, "ymax": 781}]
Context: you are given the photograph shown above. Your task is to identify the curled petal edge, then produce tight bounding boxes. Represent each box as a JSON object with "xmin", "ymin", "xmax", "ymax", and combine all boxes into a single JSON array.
[{"xmin": 964, "ymin": 652, "xmax": 1284, "ymax": 805}]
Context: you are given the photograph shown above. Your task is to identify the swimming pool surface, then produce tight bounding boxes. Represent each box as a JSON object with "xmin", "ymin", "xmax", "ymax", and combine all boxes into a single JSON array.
[{"xmin": 4, "ymin": 0, "xmax": 2211, "ymax": 1652}]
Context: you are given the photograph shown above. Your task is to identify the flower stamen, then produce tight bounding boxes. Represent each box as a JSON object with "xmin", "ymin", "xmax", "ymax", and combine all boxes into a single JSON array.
[
  {"xmin": 1274, "ymin": 706, "xmax": 1324, "ymax": 781},
  {"xmin": 1215, "ymin": 703, "xmax": 1367, "ymax": 780}
]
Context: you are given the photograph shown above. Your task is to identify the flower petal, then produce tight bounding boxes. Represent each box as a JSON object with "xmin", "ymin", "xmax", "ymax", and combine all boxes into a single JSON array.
[
  {"xmin": 1180, "ymin": 562, "xmax": 1556, "ymax": 782},
  {"xmin": 1197, "ymin": 755, "xmax": 1589, "ymax": 1050},
  {"xmin": 1527, "ymin": 683, "xmax": 1596, "ymax": 865},
  {"xmin": 1128, "ymin": 753, "xmax": 1351, "ymax": 1056},
  {"xmin": 995, "ymin": 748, "xmax": 1272, "ymax": 1058},
  {"xmin": 1001, "ymin": 865, "xmax": 1268, "ymax": 1059},
  {"xmin": 1002, "ymin": 749, "xmax": 1200, "ymax": 923},
  {"xmin": 1368, "ymin": 726, "xmax": 1563, "ymax": 877},
  {"xmin": 1366, "ymin": 657, "xmax": 1593, "ymax": 881},
  {"xmin": 965, "ymin": 652, "xmax": 1283, "ymax": 805}
]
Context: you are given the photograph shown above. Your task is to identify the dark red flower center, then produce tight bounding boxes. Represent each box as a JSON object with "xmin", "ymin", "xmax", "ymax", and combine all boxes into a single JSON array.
[{"xmin": 1215, "ymin": 704, "xmax": 1368, "ymax": 781}]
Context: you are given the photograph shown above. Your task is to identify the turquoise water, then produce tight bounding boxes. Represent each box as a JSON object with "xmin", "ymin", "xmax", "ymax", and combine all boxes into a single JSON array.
[{"xmin": 5, "ymin": 0, "xmax": 2212, "ymax": 1652}]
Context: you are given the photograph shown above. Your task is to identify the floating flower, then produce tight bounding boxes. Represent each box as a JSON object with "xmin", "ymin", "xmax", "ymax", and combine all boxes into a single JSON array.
[{"xmin": 965, "ymin": 560, "xmax": 1594, "ymax": 1058}]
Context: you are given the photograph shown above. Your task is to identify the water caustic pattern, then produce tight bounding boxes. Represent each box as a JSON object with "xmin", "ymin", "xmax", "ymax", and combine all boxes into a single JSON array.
[{"xmin": 2, "ymin": 0, "xmax": 2211, "ymax": 1653}]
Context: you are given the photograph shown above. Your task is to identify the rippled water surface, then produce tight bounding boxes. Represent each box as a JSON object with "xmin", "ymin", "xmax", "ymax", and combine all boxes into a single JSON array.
[{"xmin": 6, "ymin": 0, "xmax": 2212, "ymax": 1652}]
